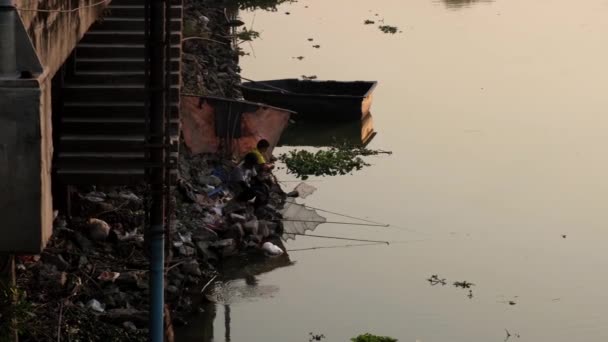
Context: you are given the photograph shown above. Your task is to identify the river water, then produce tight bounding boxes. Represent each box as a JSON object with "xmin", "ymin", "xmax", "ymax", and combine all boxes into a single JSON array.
[{"xmin": 179, "ymin": 0, "xmax": 608, "ymax": 341}]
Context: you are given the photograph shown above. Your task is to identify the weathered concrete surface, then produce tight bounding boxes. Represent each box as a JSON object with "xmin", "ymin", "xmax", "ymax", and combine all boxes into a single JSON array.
[
  {"xmin": 15, "ymin": 0, "xmax": 109, "ymax": 77},
  {"xmin": 0, "ymin": 75, "xmax": 54, "ymax": 253},
  {"xmin": 0, "ymin": 0, "xmax": 108, "ymax": 253}
]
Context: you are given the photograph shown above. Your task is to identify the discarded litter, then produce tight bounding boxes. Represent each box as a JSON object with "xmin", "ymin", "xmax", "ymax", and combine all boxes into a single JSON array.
[
  {"xmin": 97, "ymin": 271, "xmax": 120, "ymax": 282},
  {"xmin": 86, "ymin": 299, "xmax": 106, "ymax": 313},
  {"xmin": 262, "ymin": 242, "xmax": 284, "ymax": 256}
]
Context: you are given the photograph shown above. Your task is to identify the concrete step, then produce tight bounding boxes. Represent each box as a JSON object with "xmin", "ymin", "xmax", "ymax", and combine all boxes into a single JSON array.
[
  {"xmin": 55, "ymin": 167, "xmax": 178, "ymax": 185},
  {"xmin": 59, "ymin": 134, "xmax": 179, "ymax": 153},
  {"xmin": 75, "ymin": 58, "xmax": 180, "ymax": 72},
  {"xmin": 105, "ymin": 5, "xmax": 183, "ymax": 19},
  {"xmin": 91, "ymin": 17, "xmax": 182, "ymax": 31},
  {"xmin": 59, "ymin": 134, "xmax": 147, "ymax": 153},
  {"xmin": 70, "ymin": 71, "xmax": 180, "ymax": 85},
  {"xmin": 111, "ymin": 0, "xmax": 183, "ymax": 6},
  {"xmin": 55, "ymin": 168, "xmax": 147, "ymax": 185},
  {"xmin": 57, "ymin": 152, "xmax": 147, "ymax": 169},
  {"xmin": 62, "ymin": 101, "xmax": 179, "ymax": 119},
  {"xmin": 76, "ymin": 44, "xmax": 181, "ymax": 59},
  {"xmin": 62, "ymin": 84, "xmax": 180, "ymax": 102},
  {"xmin": 61, "ymin": 117, "xmax": 180, "ymax": 135},
  {"xmin": 56, "ymin": 151, "xmax": 178, "ymax": 170},
  {"xmin": 81, "ymin": 31, "xmax": 182, "ymax": 45}
]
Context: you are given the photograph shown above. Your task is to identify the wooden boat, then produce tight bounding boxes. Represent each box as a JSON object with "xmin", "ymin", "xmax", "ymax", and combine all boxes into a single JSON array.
[
  {"xmin": 240, "ymin": 78, "xmax": 378, "ymax": 121},
  {"xmin": 279, "ymin": 113, "xmax": 377, "ymax": 147}
]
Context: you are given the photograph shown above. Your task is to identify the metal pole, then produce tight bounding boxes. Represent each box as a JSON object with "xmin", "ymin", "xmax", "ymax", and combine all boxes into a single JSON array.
[
  {"xmin": 147, "ymin": 0, "xmax": 166, "ymax": 340},
  {"xmin": 0, "ymin": 1, "xmax": 17, "ymax": 77}
]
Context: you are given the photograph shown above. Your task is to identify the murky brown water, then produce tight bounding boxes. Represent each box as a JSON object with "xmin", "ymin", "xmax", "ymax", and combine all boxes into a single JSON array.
[{"xmin": 179, "ymin": 0, "xmax": 608, "ymax": 340}]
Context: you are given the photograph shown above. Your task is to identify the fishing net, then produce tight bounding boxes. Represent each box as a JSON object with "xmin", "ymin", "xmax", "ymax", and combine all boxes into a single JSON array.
[
  {"xmin": 280, "ymin": 198, "xmax": 326, "ymax": 240},
  {"xmin": 294, "ymin": 182, "xmax": 317, "ymax": 199}
]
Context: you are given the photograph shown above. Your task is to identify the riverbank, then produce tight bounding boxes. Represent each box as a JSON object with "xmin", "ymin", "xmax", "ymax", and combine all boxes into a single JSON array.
[{"xmin": 4, "ymin": 2, "xmax": 291, "ymax": 340}]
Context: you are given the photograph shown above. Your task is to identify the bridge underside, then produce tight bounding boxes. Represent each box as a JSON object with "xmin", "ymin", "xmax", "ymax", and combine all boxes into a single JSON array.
[{"xmin": 0, "ymin": 0, "xmax": 111, "ymax": 253}]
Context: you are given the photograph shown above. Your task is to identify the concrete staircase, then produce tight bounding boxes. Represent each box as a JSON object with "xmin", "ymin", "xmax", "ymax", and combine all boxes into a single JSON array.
[{"xmin": 55, "ymin": 0, "xmax": 183, "ymax": 184}]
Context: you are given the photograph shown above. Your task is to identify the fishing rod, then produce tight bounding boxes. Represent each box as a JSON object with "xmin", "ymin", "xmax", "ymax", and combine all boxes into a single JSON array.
[
  {"xmin": 290, "ymin": 233, "xmax": 390, "ymax": 244},
  {"xmin": 288, "ymin": 242, "xmax": 385, "ymax": 252},
  {"xmin": 280, "ymin": 219, "xmax": 387, "ymax": 227},
  {"xmin": 285, "ymin": 202, "xmax": 426, "ymax": 235},
  {"xmin": 239, "ymin": 76, "xmax": 292, "ymax": 94},
  {"xmin": 287, "ymin": 202, "xmax": 390, "ymax": 227},
  {"xmin": 278, "ymin": 180, "xmax": 324, "ymax": 183}
]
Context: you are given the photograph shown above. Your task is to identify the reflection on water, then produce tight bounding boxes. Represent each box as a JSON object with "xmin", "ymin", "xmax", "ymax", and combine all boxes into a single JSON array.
[
  {"xmin": 438, "ymin": 0, "xmax": 494, "ymax": 9},
  {"xmin": 280, "ymin": 114, "xmax": 376, "ymax": 147},
  {"xmin": 176, "ymin": 251, "xmax": 293, "ymax": 341},
  {"xmin": 182, "ymin": 0, "xmax": 608, "ymax": 340}
]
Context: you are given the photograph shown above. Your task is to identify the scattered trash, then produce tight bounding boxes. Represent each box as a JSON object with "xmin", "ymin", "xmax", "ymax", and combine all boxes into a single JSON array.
[
  {"xmin": 178, "ymin": 232, "xmax": 193, "ymax": 244},
  {"xmin": 302, "ymin": 75, "xmax": 318, "ymax": 80},
  {"xmin": 262, "ymin": 242, "xmax": 284, "ymax": 256},
  {"xmin": 86, "ymin": 218, "xmax": 111, "ymax": 241},
  {"xmin": 364, "ymin": 19, "xmax": 375, "ymax": 25},
  {"xmin": 97, "ymin": 271, "xmax": 121, "ymax": 283},
  {"xmin": 212, "ymin": 239, "xmax": 235, "ymax": 248},
  {"xmin": 562, "ymin": 234, "xmax": 567, "ymax": 238},
  {"xmin": 308, "ymin": 38, "xmax": 314, "ymax": 41},
  {"xmin": 117, "ymin": 191, "xmax": 142, "ymax": 203},
  {"xmin": 230, "ymin": 213, "xmax": 247, "ymax": 222},
  {"xmin": 292, "ymin": 56, "xmax": 305, "ymax": 60},
  {"xmin": 123, "ymin": 321, "xmax": 137, "ymax": 332},
  {"xmin": 84, "ymin": 191, "xmax": 106, "ymax": 203},
  {"xmin": 285, "ymin": 11, "xmax": 290, "ymax": 15},
  {"xmin": 467, "ymin": 289, "xmax": 474, "ymax": 299},
  {"xmin": 312, "ymin": 44, "xmax": 321, "ymax": 48},
  {"xmin": 86, "ymin": 299, "xmax": 105, "ymax": 313}
]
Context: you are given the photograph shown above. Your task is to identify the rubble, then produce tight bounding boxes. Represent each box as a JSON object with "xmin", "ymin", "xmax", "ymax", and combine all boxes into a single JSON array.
[
  {"xmin": 11, "ymin": 1, "xmax": 293, "ymax": 340},
  {"xmin": 86, "ymin": 218, "xmax": 112, "ymax": 241}
]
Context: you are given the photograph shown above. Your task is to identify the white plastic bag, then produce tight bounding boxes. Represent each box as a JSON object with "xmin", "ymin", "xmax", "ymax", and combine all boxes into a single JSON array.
[{"xmin": 262, "ymin": 242, "xmax": 284, "ymax": 256}]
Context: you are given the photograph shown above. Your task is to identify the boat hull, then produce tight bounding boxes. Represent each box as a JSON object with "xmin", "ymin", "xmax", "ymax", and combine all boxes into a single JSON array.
[{"xmin": 240, "ymin": 79, "xmax": 377, "ymax": 122}]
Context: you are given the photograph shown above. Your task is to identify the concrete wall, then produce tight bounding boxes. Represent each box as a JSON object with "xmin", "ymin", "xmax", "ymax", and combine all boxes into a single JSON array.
[
  {"xmin": 0, "ymin": 1, "xmax": 108, "ymax": 252},
  {"xmin": 15, "ymin": 0, "xmax": 110, "ymax": 76},
  {"xmin": 0, "ymin": 76, "xmax": 54, "ymax": 253},
  {"xmin": 15, "ymin": 0, "xmax": 109, "ymax": 76}
]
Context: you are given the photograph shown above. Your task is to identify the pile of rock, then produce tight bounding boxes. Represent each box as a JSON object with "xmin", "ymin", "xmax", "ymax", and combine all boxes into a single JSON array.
[
  {"xmin": 175, "ymin": 153, "xmax": 288, "ymax": 260},
  {"xmin": 15, "ymin": 189, "xmax": 154, "ymax": 341},
  {"xmin": 182, "ymin": 1, "xmax": 243, "ymax": 97}
]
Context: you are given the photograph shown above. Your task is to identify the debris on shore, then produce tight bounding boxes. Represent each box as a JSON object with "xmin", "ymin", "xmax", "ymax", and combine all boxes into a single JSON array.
[
  {"xmin": 378, "ymin": 25, "xmax": 400, "ymax": 34},
  {"xmin": 8, "ymin": 1, "xmax": 293, "ymax": 340}
]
